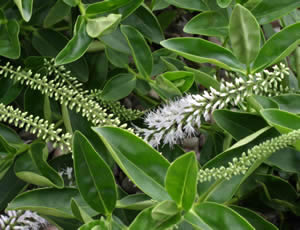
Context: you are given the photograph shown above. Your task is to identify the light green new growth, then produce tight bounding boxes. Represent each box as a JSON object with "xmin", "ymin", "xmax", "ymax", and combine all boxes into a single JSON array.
[
  {"xmin": 0, "ymin": 62, "xmax": 122, "ymax": 128},
  {"xmin": 198, "ymin": 129, "xmax": 300, "ymax": 183},
  {"xmin": 0, "ymin": 103, "xmax": 72, "ymax": 150}
]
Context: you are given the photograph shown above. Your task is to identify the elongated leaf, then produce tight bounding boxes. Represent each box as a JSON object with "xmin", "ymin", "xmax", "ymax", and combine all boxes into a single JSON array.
[
  {"xmin": 71, "ymin": 199, "xmax": 94, "ymax": 224},
  {"xmin": 185, "ymin": 202, "xmax": 255, "ymax": 230},
  {"xmin": 247, "ymin": 95, "xmax": 279, "ymax": 112},
  {"xmin": 230, "ymin": 4, "xmax": 260, "ymax": 67},
  {"xmin": 161, "ymin": 71, "xmax": 194, "ymax": 93},
  {"xmin": 151, "ymin": 75, "xmax": 182, "ymax": 100},
  {"xmin": 121, "ymin": 25, "xmax": 153, "ymax": 79},
  {"xmin": 14, "ymin": 0, "xmax": 33, "ymax": 22},
  {"xmin": 253, "ymin": 23, "xmax": 300, "ymax": 72},
  {"xmin": 213, "ymin": 110, "xmax": 268, "ymax": 140},
  {"xmin": 117, "ymin": 194, "xmax": 156, "ymax": 210},
  {"xmin": 87, "ymin": 14, "xmax": 121, "ymax": 38},
  {"xmin": 251, "ymin": 0, "xmax": 300, "ymax": 24},
  {"xmin": 44, "ymin": 0, "xmax": 71, "ymax": 28},
  {"xmin": 86, "ymin": 0, "xmax": 132, "ymax": 16},
  {"xmin": 73, "ymin": 131, "xmax": 117, "ymax": 215},
  {"xmin": 161, "ymin": 37, "xmax": 245, "ymax": 73},
  {"xmin": 7, "ymin": 188, "xmax": 82, "ymax": 218},
  {"xmin": 62, "ymin": 0, "xmax": 79, "ymax": 7},
  {"xmin": 165, "ymin": 152, "xmax": 197, "ymax": 211},
  {"xmin": 272, "ymin": 94, "xmax": 300, "ymax": 114},
  {"xmin": 93, "ymin": 127, "xmax": 171, "ymax": 201},
  {"xmin": 0, "ymin": 18, "xmax": 20, "ymax": 59},
  {"xmin": 217, "ymin": 0, "xmax": 232, "ymax": 8},
  {"xmin": 164, "ymin": 0, "xmax": 208, "ymax": 11},
  {"xmin": 184, "ymin": 11, "xmax": 228, "ymax": 37},
  {"xmin": 55, "ymin": 16, "xmax": 93, "ymax": 65}
]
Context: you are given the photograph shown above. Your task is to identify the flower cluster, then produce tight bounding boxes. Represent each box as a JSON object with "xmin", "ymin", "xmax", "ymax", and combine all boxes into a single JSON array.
[
  {"xmin": 0, "ymin": 62, "xmax": 121, "ymax": 128},
  {"xmin": 0, "ymin": 103, "xmax": 72, "ymax": 150},
  {"xmin": 137, "ymin": 64, "xmax": 290, "ymax": 147},
  {"xmin": 198, "ymin": 129, "xmax": 300, "ymax": 183},
  {"xmin": 0, "ymin": 210, "xmax": 48, "ymax": 230}
]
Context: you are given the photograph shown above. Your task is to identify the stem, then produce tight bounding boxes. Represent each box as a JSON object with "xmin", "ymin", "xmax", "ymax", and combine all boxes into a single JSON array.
[
  {"xmin": 196, "ymin": 179, "xmax": 223, "ymax": 204},
  {"xmin": 78, "ymin": 1, "xmax": 86, "ymax": 16}
]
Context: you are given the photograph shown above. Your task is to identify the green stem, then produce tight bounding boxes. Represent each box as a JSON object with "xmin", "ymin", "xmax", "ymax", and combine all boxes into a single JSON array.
[
  {"xmin": 196, "ymin": 179, "xmax": 223, "ymax": 204},
  {"xmin": 61, "ymin": 104, "xmax": 73, "ymax": 135},
  {"xmin": 78, "ymin": 1, "xmax": 86, "ymax": 16}
]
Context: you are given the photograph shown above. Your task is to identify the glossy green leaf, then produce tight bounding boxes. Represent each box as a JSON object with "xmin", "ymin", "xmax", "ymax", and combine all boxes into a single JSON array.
[
  {"xmin": 62, "ymin": 0, "xmax": 79, "ymax": 6},
  {"xmin": 229, "ymin": 4, "xmax": 260, "ymax": 67},
  {"xmin": 251, "ymin": 0, "xmax": 300, "ymax": 24},
  {"xmin": 44, "ymin": 0, "xmax": 71, "ymax": 27},
  {"xmin": 14, "ymin": 0, "xmax": 33, "ymax": 22},
  {"xmin": 129, "ymin": 205, "xmax": 181, "ymax": 230},
  {"xmin": 117, "ymin": 194, "xmax": 156, "ymax": 210},
  {"xmin": 261, "ymin": 109, "xmax": 300, "ymax": 149},
  {"xmin": 230, "ymin": 206, "xmax": 278, "ymax": 230},
  {"xmin": 118, "ymin": 0, "xmax": 143, "ymax": 20},
  {"xmin": 217, "ymin": 0, "xmax": 232, "ymax": 8},
  {"xmin": 101, "ymin": 73, "xmax": 136, "ymax": 101},
  {"xmin": 161, "ymin": 71, "xmax": 194, "ymax": 93},
  {"xmin": 71, "ymin": 198, "xmax": 94, "ymax": 224},
  {"xmin": 161, "ymin": 57, "xmax": 185, "ymax": 71},
  {"xmin": 164, "ymin": 0, "xmax": 209, "ymax": 11},
  {"xmin": 123, "ymin": 5, "xmax": 164, "ymax": 43},
  {"xmin": 0, "ymin": 18, "xmax": 20, "ymax": 59},
  {"xmin": 213, "ymin": 110, "xmax": 268, "ymax": 140},
  {"xmin": 185, "ymin": 66, "xmax": 220, "ymax": 90},
  {"xmin": 161, "ymin": 38, "xmax": 245, "ymax": 73},
  {"xmin": 253, "ymin": 23, "xmax": 300, "ymax": 72},
  {"xmin": 86, "ymin": 0, "xmax": 132, "ymax": 16},
  {"xmin": 151, "ymin": 75, "xmax": 182, "ymax": 100},
  {"xmin": 55, "ymin": 16, "xmax": 93, "ymax": 65},
  {"xmin": 73, "ymin": 131, "xmax": 117, "ymax": 215},
  {"xmin": 151, "ymin": 200, "xmax": 180, "ymax": 221},
  {"xmin": 79, "ymin": 219, "xmax": 108, "ymax": 230},
  {"xmin": 93, "ymin": 127, "xmax": 171, "ymax": 201},
  {"xmin": 184, "ymin": 11, "xmax": 228, "ymax": 37},
  {"xmin": 272, "ymin": 94, "xmax": 300, "ymax": 114},
  {"xmin": 87, "ymin": 14, "xmax": 121, "ymax": 38},
  {"xmin": 0, "ymin": 78, "xmax": 22, "ymax": 105},
  {"xmin": 14, "ymin": 142, "xmax": 64, "ymax": 188},
  {"xmin": 121, "ymin": 25, "xmax": 153, "ymax": 79},
  {"xmin": 186, "ymin": 202, "xmax": 255, "ymax": 230},
  {"xmin": 7, "ymin": 188, "xmax": 82, "ymax": 218},
  {"xmin": 105, "ymin": 46, "xmax": 129, "ymax": 68},
  {"xmin": 247, "ymin": 95, "xmax": 279, "ymax": 112},
  {"xmin": 165, "ymin": 152, "xmax": 197, "ymax": 211}
]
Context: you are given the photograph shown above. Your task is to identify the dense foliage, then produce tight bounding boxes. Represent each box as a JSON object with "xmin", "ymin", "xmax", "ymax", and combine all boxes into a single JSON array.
[{"xmin": 0, "ymin": 0, "xmax": 299, "ymax": 229}]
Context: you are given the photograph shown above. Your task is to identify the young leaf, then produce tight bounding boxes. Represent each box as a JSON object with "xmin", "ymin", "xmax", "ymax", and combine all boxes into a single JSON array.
[
  {"xmin": 165, "ymin": 152, "xmax": 198, "ymax": 211},
  {"xmin": 253, "ymin": 23, "xmax": 300, "ymax": 72},
  {"xmin": 164, "ymin": 0, "xmax": 209, "ymax": 11},
  {"xmin": 121, "ymin": 25, "xmax": 153, "ymax": 79},
  {"xmin": 229, "ymin": 4, "xmax": 260, "ymax": 67},
  {"xmin": 161, "ymin": 37, "xmax": 245, "ymax": 73},
  {"xmin": 13, "ymin": 0, "xmax": 33, "ymax": 22},
  {"xmin": 86, "ymin": 0, "xmax": 132, "ymax": 17},
  {"xmin": 62, "ymin": 0, "xmax": 79, "ymax": 7},
  {"xmin": 93, "ymin": 127, "xmax": 171, "ymax": 201},
  {"xmin": 55, "ymin": 16, "xmax": 93, "ymax": 65},
  {"xmin": 73, "ymin": 131, "xmax": 117, "ymax": 215},
  {"xmin": 161, "ymin": 71, "xmax": 195, "ymax": 93},
  {"xmin": 217, "ymin": 0, "xmax": 232, "ymax": 8}
]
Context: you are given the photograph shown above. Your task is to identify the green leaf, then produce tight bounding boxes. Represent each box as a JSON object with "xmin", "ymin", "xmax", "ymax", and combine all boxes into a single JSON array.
[
  {"xmin": 151, "ymin": 75, "xmax": 182, "ymax": 100},
  {"xmin": 185, "ymin": 202, "xmax": 255, "ymax": 230},
  {"xmin": 272, "ymin": 94, "xmax": 300, "ymax": 114},
  {"xmin": 92, "ymin": 127, "xmax": 171, "ymax": 201},
  {"xmin": 44, "ymin": 0, "xmax": 71, "ymax": 27},
  {"xmin": 161, "ymin": 71, "xmax": 195, "ymax": 93},
  {"xmin": 14, "ymin": 142, "xmax": 64, "ymax": 188},
  {"xmin": 0, "ymin": 78, "xmax": 22, "ymax": 105},
  {"xmin": 0, "ymin": 18, "xmax": 20, "ymax": 59},
  {"xmin": 73, "ymin": 131, "xmax": 117, "ymax": 215},
  {"xmin": 7, "ymin": 188, "xmax": 82, "ymax": 218},
  {"xmin": 116, "ymin": 194, "xmax": 157, "ymax": 210},
  {"xmin": 184, "ymin": 66, "xmax": 220, "ymax": 90},
  {"xmin": 55, "ymin": 16, "xmax": 93, "ymax": 65},
  {"xmin": 229, "ymin": 4, "xmax": 260, "ymax": 67},
  {"xmin": 184, "ymin": 11, "xmax": 229, "ymax": 37},
  {"xmin": 86, "ymin": 0, "xmax": 132, "ymax": 16},
  {"xmin": 101, "ymin": 73, "xmax": 136, "ymax": 101},
  {"xmin": 71, "ymin": 198, "xmax": 94, "ymax": 224},
  {"xmin": 13, "ymin": 0, "xmax": 33, "ymax": 22},
  {"xmin": 165, "ymin": 152, "xmax": 198, "ymax": 211},
  {"xmin": 161, "ymin": 37, "xmax": 245, "ymax": 73},
  {"xmin": 79, "ymin": 219, "xmax": 108, "ymax": 230},
  {"xmin": 251, "ymin": 0, "xmax": 300, "ymax": 24},
  {"xmin": 260, "ymin": 109, "xmax": 300, "ymax": 149},
  {"xmin": 213, "ymin": 110, "xmax": 268, "ymax": 140},
  {"xmin": 122, "ymin": 5, "xmax": 164, "ymax": 44},
  {"xmin": 62, "ymin": 0, "xmax": 79, "ymax": 7},
  {"xmin": 253, "ymin": 23, "xmax": 300, "ymax": 72},
  {"xmin": 164, "ymin": 0, "xmax": 209, "ymax": 11},
  {"xmin": 87, "ymin": 14, "xmax": 121, "ymax": 38},
  {"xmin": 230, "ymin": 206, "xmax": 278, "ymax": 230},
  {"xmin": 151, "ymin": 200, "xmax": 180, "ymax": 222},
  {"xmin": 105, "ymin": 46, "xmax": 129, "ymax": 68},
  {"xmin": 129, "ymin": 205, "xmax": 181, "ymax": 230},
  {"xmin": 118, "ymin": 0, "xmax": 143, "ymax": 20},
  {"xmin": 217, "ymin": 0, "xmax": 232, "ymax": 8},
  {"xmin": 121, "ymin": 25, "xmax": 153, "ymax": 79},
  {"xmin": 247, "ymin": 95, "xmax": 279, "ymax": 112}
]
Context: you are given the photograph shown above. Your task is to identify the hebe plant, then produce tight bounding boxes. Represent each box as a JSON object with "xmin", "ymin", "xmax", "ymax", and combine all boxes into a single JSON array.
[{"xmin": 0, "ymin": 0, "xmax": 299, "ymax": 229}]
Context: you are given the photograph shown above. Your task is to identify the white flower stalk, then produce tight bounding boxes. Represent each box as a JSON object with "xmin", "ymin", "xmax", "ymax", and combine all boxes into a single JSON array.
[
  {"xmin": 0, "ymin": 103, "xmax": 72, "ymax": 150},
  {"xmin": 0, "ymin": 210, "xmax": 48, "ymax": 230},
  {"xmin": 58, "ymin": 166, "xmax": 75, "ymax": 186},
  {"xmin": 198, "ymin": 129, "xmax": 300, "ymax": 183},
  {"xmin": 138, "ymin": 64, "xmax": 290, "ymax": 147},
  {"xmin": 0, "ymin": 62, "xmax": 122, "ymax": 128}
]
